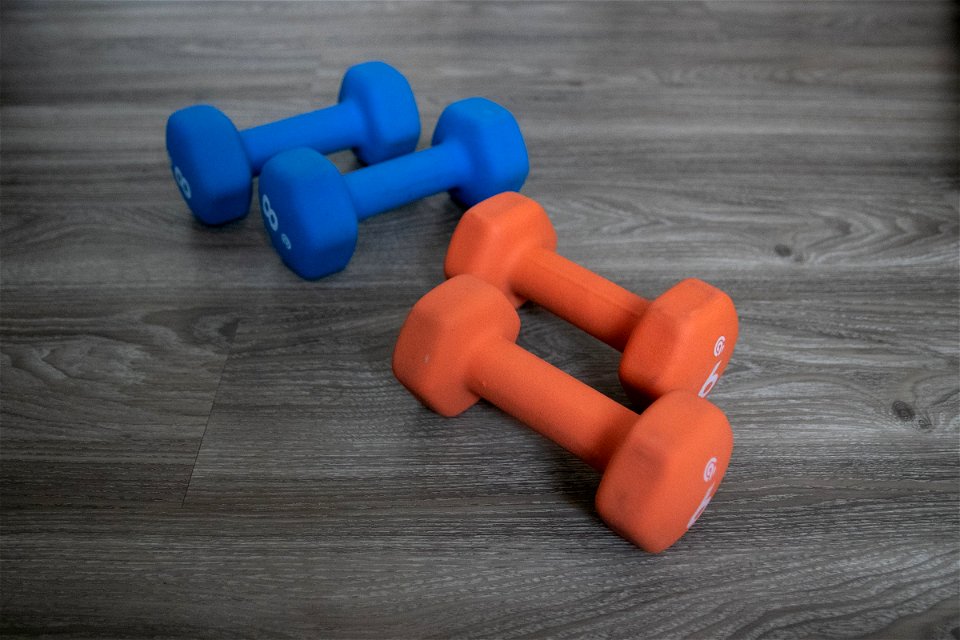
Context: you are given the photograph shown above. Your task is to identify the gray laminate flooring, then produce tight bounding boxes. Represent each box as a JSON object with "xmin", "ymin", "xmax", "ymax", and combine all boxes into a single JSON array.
[{"xmin": 2, "ymin": 2, "xmax": 958, "ymax": 638}]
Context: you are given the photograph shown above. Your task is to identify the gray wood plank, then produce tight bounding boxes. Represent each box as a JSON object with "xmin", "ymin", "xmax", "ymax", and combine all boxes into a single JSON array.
[
  {"xmin": 1, "ymin": 291, "xmax": 239, "ymax": 504},
  {"xmin": 1, "ymin": 0, "xmax": 957, "ymax": 638},
  {"xmin": 1, "ymin": 506, "xmax": 957, "ymax": 639}
]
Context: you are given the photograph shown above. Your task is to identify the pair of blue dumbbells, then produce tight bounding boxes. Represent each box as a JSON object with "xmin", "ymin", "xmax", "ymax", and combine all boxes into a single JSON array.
[{"xmin": 166, "ymin": 61, "xmax": 530, "ymax": 279}]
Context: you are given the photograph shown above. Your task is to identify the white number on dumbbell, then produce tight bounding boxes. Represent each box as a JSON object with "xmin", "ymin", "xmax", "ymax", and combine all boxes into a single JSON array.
[
  {"xmin": 687, "ymin": 483, "xmax": 716, "ymax": 529},
  {"xmin": 698, "ymin": 335, "xmax": 726, "ymax": 398},
  {"xmin": 698, "ymin": 360, "xmax": 722, "ymax": 398},
  {"xmin": 173, "ymin": 166, "xmax": 192, "ymax": 199},
  {"xmin": 703, "ymin": 457, "xmax": 717, "ymax": 482},
  {"xmin": 713, "ymin": 336, "xmax": 726, "ymax": 358},
  {"xmin": 261, "ymin": 195, "xmax": 293, "ymax": 251},
  {"xmin": 262, "ymin": 194, "xmax": 279, "ymax": 231}
]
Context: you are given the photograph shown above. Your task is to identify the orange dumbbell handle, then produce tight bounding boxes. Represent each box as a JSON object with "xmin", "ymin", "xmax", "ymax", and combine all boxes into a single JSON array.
[
  {"xmin": 512, "ymin": 247, "xmax": 650, "ymax": 353},
  {"xmin": 467, "ymin": 335, "xmax": 638, "ymax": 471}
]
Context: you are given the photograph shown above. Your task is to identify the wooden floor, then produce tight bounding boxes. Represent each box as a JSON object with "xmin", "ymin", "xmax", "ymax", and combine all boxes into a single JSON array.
[{"xmin": 2, "ymin": 1, "xmax": 958, "ymax": 638}]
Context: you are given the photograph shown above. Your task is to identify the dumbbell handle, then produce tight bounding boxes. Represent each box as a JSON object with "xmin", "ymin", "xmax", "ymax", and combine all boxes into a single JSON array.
[
  {"xmin": 240, "ymin": 101, "xmax": 365, "ymax": 173},
  {"xmin": 513, "ymin": 247, "xmax": 650, "ymax": 352},
  {"xmin": 468, "ymin": 335, "xmax": 637, "ymax": 471},
  {"xmin": 343, "ymin": 140, "xmax": 470, "ymax": 220}
]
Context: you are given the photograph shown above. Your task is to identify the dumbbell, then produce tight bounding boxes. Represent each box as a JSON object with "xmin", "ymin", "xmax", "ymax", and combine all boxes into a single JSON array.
[
  {"xmin": 444, "ymin": 192, "xmax": 738, "ymax": 402},
  {"xmin": 166, "ymin": 61, "xmax": 420, "ymax": 225},
  {"xmin": 393, "ymin": 275, "xmax": 732, "ymax": 552},
  {"xmin": 257, "ymin": 97, "xmax": 529, "ymax": 279}
]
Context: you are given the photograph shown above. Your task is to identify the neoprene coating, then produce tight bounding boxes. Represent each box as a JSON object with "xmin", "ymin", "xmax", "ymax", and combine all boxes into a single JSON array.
[
  {"xmin": 165, "ymin": 61, "xmax": 420, "ymax": 225},
  {"xmin": 257, "ymin": 97, "xmax": 529, "ymax": 279},
  {"xmin": 392, "ymin": 275, "xmax": 733, "ymax": 553},
  {"xmin": 445, "ymin": 192, "xmax": 740, "ymax": 401}
]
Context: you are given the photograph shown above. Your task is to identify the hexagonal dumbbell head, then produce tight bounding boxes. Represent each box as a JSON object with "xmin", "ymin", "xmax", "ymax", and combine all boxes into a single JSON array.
[
  {"xmin": 431, "ymin": 97, "xmax": 529, "ymax": 206},
  {"xmin": 338, "ymin": 61, "xmax": 420, "ymax": 165},
  {"xmin": 166, "ymin": 105, "xmax": 251, "ymax": 226},
  {"xmin": 393, "ymin": 274, "xmax": 521, "ymax": 417},
  {"xmin": 620, "ymin": 279, "xmax": 738, "ymax": 401},
  {"xmin": 445, "ymin": 191, "xmax": 557, "ymax": 306},
  {"xmin": 258, "ymin": 148, "xmax": 359, "ymax": 280},
  {"xmin": 596, "ymin": 391, "xmax": 732, "ymax": 553}
]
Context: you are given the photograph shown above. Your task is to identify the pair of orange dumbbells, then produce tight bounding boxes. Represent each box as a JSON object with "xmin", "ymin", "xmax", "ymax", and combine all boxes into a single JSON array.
[{"xmin": 393, "ymin": 192, "xmax": 739, "ymax": 552}]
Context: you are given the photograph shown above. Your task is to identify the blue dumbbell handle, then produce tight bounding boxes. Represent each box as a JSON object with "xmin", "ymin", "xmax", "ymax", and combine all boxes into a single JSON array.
[
  {"xmin": 343, "ymin": 140, "xmax": 471, "ymax": 221},
  {"xmin": 240, "ymin": 101, "xmax": 365, "ymax": 173}
]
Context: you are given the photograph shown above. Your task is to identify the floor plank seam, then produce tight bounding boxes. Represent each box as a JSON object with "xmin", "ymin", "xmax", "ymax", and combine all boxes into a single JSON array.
[{"xmin": 180, "ymin": 322, "xmax": 239, "ymax": 507}]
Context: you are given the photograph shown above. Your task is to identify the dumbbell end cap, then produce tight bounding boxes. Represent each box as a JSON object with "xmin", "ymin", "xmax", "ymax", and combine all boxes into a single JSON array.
[
  {"xmin": 445, "ymin": 192, "xmax": 557, "ymax": 307},
  {"xmin": 166, "ymin": 105, "xmax": 251, "ymax": 225},
  {"xmin": 432, "ymin": 98, "xmax": 529, "ymax": 206},
  {"xmin": 258, "ymin": 148, "xmax": 358, "ymax": 280},
  {"xmin": 340, "ymin": 61, "xmax": 421, "ymax": 164},
  {"xmin": 620, "ymin": 279, "xmax": 739, "ymax": 400},
  {"xmin": 596, "ymin": 391, "xmax": 732, "ymax": 553},
  {"xmin": 394, "ymin": 275, "xmax": 520, "ymax": 417}
]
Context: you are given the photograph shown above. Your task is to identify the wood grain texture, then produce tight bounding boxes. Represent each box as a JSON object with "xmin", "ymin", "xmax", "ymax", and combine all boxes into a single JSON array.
[{"xmin": 1, "ymin": 1, "xmax": 958, "ymax": 638}]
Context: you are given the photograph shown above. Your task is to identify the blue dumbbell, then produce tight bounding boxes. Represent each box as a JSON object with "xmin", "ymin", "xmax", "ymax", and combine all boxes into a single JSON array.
[
  {"xmin": 165, "ymin": 61, "xmax": 420, "ymax": 225},
  {"xmin": 257, "ymin": 97, "xmax": 529, "ymax": 279}
]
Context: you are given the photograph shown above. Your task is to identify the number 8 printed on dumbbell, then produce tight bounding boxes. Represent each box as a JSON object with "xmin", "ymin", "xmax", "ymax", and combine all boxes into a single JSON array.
[
  {"xmin": 260, "ymin": 195, "xmax": 292, "ymax": 251},
  {"xmin": 173, "ymin": 166, "xmax": 192, "ymax": 200}
]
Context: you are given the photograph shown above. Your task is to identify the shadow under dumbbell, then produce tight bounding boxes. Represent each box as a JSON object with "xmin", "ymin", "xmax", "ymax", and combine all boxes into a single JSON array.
[
  {"xmin": 351, "ymin": 195, "xmax": 465, "ymax": 285},
  {"xmin": 515, "ymin": 304, "xmax": 656, "ymax": 533},
  {"xmin": 517, "ymin": 304, "xmax": 638, "ymax": 406}
]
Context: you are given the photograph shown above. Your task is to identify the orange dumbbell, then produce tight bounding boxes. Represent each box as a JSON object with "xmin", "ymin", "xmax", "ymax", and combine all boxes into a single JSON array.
[
  {"xmin": 393, "ymin": 275, "xmax": 732, "ymax": 552},
  {"xmin": 445, "ymin": 192, "xmax": 739, "ymax": 401}
]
